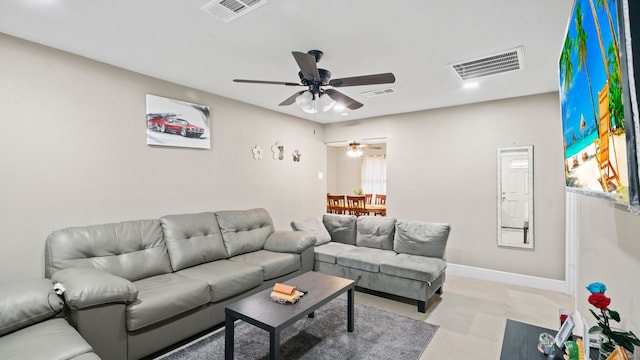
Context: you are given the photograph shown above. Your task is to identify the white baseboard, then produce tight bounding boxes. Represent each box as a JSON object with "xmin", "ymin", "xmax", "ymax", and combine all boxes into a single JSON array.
[{"xmin": 447, "ymin": 263, "xmax": 567, "ymax": 293}]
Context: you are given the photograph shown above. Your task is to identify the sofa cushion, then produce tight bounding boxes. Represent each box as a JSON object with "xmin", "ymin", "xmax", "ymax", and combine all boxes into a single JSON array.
[
  {"xmin": 126, "ymin": 273, "xmax": 210, "ymax": 331},
  {"xmin": 0, "ymin": 279, "xmax": 63, "ymax": 337},
  {"xmin": 0, "ymin": 318, "xmax": 96, "ymax": 360},
  {"xmin": 290, "ymin": 217, "xmax": 331, "ymax": 245},
  {"xmin": 314, "ymin": 242, "xmax": 357, "ymax": 264},
  {"xmin": 229, "ymin": 250, "xmax": 300, "ymax": 280},
  {"xmin": 336, "ymin": 247, "xmax": 397, "ymax": 273},
  {"xmin": 393, "ymin": 220, "xmax": 450, "ymax": 258},
  {"xmin": 160, "ymin": 212, "xmax": 228, "ymax": 271},
  {"xmin": 45, "ymin": 219, "xmax": 173, "ymax": 281},
  {"xmin": 356, "ymin": 216, "xmax": 397, "ymax": 250},
  {"xmin": 380, "ymin": 253, "xmax": 447, "ymax": 283},
  {"xmin": 322, "ymin": 214, "xmax": 357, "ymax": 245},
  {"xmin": 215, "ymin": 208, "xmax": 274, "ymax": 257},
  {"xmin": 176, "ymin": 260, "xmax": 263, "ymax": 302}
]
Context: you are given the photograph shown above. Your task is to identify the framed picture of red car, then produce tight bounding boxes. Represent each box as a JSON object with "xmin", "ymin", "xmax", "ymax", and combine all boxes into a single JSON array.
[{"xmin": 146, "ymin": 94, "xmax": 211, "ymax": 149}]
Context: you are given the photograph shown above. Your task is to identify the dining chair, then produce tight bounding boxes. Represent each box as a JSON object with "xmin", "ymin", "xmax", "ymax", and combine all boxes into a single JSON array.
[
  {"xmin": 327, "ymin": 194, "xmax": 346, "ymax": 214},
  {"xmin": 364, "ymin": 193, "xmax": 373, "ymax": 205},
  {"xmin": 346, "ymin": 195, "xmax": 367, "ymax": 217},
  {"xmin": 372, "ymin": 194, "xmax": 387, "ymax": 216}
]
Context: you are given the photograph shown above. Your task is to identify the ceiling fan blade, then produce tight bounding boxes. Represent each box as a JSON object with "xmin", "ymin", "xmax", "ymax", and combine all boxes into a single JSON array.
[
  {"xmin": 234, "ymin": 79, "xmax": 302, "ymax": 86},
  {"xmin": 292, "ymin": 51, "xmax": 321, "ymax": 82},
  {"xmin": 279, "ymin": 91, "xmax": 306, "ymax": 106},
  {"xmin": 329, "ymin": 73, "xmax": 396, "ymax": 87},
  {"xmin": 324, "ymin": 89, "xmax": 363, "ymax": 110},
  {"xmin": 362, "ymin": 145, "xmax": 382, "ymax": 150}
]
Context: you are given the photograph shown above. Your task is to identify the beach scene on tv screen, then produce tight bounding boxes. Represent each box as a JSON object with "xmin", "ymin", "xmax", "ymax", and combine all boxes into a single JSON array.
[{"xmin": 559, "ymin": 0, "xmax": 629, "ymax": 199}]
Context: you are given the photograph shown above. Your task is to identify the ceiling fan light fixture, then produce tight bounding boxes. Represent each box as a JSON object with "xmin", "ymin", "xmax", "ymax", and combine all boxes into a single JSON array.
[
  {"xmin": 347, "ymin": 148, "xmax": 363, "ymax": 157},
  {"xmin": 301, "ymin": 104, "xmax": 317, "ymax": 114},
  {"xmin": 295, "ymin": 90, "xmax": 312, "ymax": 106},
  {"xmin": 295, "ymin": 91, "xmax": 318, "ymax": 113},
  {"xmin": 318, "ymin": 93, "xmax": 336, "ymax": 112}
]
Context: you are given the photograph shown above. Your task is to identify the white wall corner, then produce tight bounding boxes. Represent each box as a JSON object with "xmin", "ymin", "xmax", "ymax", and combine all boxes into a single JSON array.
[{"xmin": 447, "ymin": 263, "xmax": 566, "ymax": 293}]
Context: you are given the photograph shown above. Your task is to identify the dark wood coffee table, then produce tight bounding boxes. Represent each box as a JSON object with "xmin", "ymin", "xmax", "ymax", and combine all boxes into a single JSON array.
[{"xmin": 224, "ymin": 271, "xmax": 355, "ymax": 360}]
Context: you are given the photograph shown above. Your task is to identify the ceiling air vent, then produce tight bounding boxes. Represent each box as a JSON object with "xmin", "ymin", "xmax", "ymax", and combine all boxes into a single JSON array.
[
  {"xmin": 450, "ymin": 46, "xmax": 525, "ymax": 81},
  {"xmin": 201, "ymin": 0, "xmax": 268, "ymax": 23},
  {"xmin": 361, "ymin": 88, "xmax": 397, "ymax": 98}
]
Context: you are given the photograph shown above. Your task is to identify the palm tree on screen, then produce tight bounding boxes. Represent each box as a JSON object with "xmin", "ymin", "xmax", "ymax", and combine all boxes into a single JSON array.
[
  {"xmin": 575, "ymin": 2, "xmax": 599, "ymax": 129},
  {"xmin": 597, "ymin": 0, "xmax": 620, "ymax": 77},
  {"xmin": 587, "ymin": 0, "xmax": 611, "ymax": 82},
  {"xmin": 560, "ymin": 34, "xmax": 576, "ymax": 93},
  {"xmin": 608, "ymin": 42, "xmax": 624, "ymax": 129}
]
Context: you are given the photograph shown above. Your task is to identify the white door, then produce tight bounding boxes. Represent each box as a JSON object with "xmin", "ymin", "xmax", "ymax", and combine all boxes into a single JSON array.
[{"xmin": 497, "ymin": 146, "xmax": 533, "ymax": 248}]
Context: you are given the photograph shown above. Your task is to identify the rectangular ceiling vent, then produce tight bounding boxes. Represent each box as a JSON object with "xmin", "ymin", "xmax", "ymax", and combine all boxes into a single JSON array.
[
  {"xmin": 201, "ymin": 0, "xmax": 268, "ymax": 23},
  {"xmin": 450, "ymin": 46, "xmax": 525, "ymax": 81},
  {"xmin": 361, "ymin": 88, "xmax": 397, "ymax": 98}
]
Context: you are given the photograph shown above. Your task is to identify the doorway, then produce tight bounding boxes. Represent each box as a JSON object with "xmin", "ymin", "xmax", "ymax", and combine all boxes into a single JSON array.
[{"xmin": 326, "ymin": 139, "xmax": 386, "ymax": 196}]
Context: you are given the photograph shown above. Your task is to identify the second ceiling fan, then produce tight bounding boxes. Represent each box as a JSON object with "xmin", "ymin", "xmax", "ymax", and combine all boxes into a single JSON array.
[
  {"xmin": 233, "ymin": 50, "xmax": 395, "ymax": 111},
  {"xmin": 339, "ymin": 142, "xmax": 382, "ymax": 151}
]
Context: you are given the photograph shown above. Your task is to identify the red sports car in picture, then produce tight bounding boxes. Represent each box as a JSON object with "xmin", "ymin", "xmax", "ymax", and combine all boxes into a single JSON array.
[
  {"xmin": 146, "ymin": 113, "xmax": 173, "ymax": 131},
  {"xmin": 148, "ymin": 115, "xmax": 205, "ymax": 138}
]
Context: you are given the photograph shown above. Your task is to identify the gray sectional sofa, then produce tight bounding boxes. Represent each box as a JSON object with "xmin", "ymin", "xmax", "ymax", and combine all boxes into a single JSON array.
[
  {"xmin": 44, "ymin": 208, "xmax": 315, "ymax": 360},
  {"xmin": 0, "ymin": 279, "xmax": 100, "ymax": 360},
  {"xmin": 291, "ymin": 214, "xmax": 450, "ymax": 312}
]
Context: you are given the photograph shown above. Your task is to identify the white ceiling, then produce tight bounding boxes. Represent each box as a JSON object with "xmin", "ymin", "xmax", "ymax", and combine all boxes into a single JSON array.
[{"xmin": 0, "ymin": 0, "xmax": 574, "ymax": 124}]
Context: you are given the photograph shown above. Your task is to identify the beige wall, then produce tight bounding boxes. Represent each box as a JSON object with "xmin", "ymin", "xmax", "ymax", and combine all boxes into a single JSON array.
[
  {"xmin": 0, "ymin": 33, "xmax": 327, "ymax": 280},
  {"xmin": 576, "ymin": 194, "xmax": 640, "ymax": 333},
  {"xmin": 324, "ymin": 93, "xmax": 567, "ymax": 280}
]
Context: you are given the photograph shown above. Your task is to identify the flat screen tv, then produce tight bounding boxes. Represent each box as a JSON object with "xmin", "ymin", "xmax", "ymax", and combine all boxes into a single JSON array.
[{"xmin": 559, "ymin": 0, "xmax": 640, "ymax": 210}]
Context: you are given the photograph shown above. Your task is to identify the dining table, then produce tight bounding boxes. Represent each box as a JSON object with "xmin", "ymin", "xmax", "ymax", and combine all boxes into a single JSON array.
[
  {"xmin": 364, "ymin": 204, "xmax": 386, "ymax": 216},
  {"xmin": 325, "ymin": 203, "xmax": 386, "ymax": 216}
]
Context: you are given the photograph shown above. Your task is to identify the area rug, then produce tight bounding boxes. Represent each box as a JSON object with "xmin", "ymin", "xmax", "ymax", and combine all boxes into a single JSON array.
[{"xmin": 157, "ymin": 297, "xmax": 438, "ymax": 360}]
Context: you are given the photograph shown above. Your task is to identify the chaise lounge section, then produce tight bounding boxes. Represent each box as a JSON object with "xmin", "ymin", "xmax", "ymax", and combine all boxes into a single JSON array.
[
  {"xmin": 291, "ymin": 214, "xmax": 450, "ymax": 312},
  {"xmin": 44, "ymin": 208, "xmax": 315, "ymax": 360}
]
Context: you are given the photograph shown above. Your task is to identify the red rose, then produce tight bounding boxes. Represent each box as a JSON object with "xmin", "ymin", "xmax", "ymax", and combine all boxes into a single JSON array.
[{"xmin": 588, "ymin": 293, "xmax": 611, "ymax": 309}]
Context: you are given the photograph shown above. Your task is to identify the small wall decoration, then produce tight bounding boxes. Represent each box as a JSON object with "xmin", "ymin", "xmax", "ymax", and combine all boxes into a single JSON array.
[
  {"xmin": 252, "ymin": 145, "xmax": 263, "ymax": 160},
  {"xmin": 292, "ymin": 149, "xmax": 301, "ymax": 162},
  {"xmin": 271, "ymin": 141, "xmax": 284, "ymax": 160},
  {"xmin": 146, "ymin": 94, "xmax": 210, "ymax": 149}
]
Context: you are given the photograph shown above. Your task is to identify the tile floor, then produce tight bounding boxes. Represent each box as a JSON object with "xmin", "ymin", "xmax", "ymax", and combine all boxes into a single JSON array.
[{"xmin": 353, "ymin": 274, "xmax": 574, "ymax": 360}]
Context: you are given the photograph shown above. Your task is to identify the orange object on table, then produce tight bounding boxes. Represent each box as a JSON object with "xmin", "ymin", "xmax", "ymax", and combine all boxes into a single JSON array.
[{"xmin": 273, "ymin": 283, "xmax": 296, "ymax": 296}]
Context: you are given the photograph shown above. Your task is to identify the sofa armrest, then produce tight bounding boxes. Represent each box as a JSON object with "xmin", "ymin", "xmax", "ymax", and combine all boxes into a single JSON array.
[
  {"xmin": 0, "ymin": 279, "xmax": 64, "ymax": 336},
  {"xmin": 51, "ymin": 268, "xmax": 138, "ymax": 309},
  {"xmin": 264, "ymin": 231, "xmax": 316, "ymax": 253}
]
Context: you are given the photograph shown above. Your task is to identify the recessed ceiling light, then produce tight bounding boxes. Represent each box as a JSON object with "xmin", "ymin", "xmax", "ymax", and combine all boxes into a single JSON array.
[{"xmin": 463, "ymin": 82, "xmax": 480, "ymax": 89}]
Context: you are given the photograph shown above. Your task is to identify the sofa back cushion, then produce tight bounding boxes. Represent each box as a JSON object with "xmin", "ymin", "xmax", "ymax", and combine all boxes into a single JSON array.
[
  {"xmin": 215, "ymin": 208, "xmax": 274, "ymax": 257},
  {"xmin": 160, "ymin": 212, "xmax": 228, "ymax": 271},
  {"xmin": 356, "ymin": 216, "xmax": 397, "ymax": 250},
  {"xmin": 45, "ymin": 219, "xmax": 172, "ymax": 281},
  {"xmin": 290, "ymin": 216, "xmax": 332, "ymax": 246},
  {"xmin": 393, "ymin": 220, "xmax": 450, "ymax": 258},
  {"xmin": 322, "ymin": 214, "xmax": 357, "ymax": 245},
  {"xmin": 0, "ymin": 279, "xmax": 64, "ymax": 336}
]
